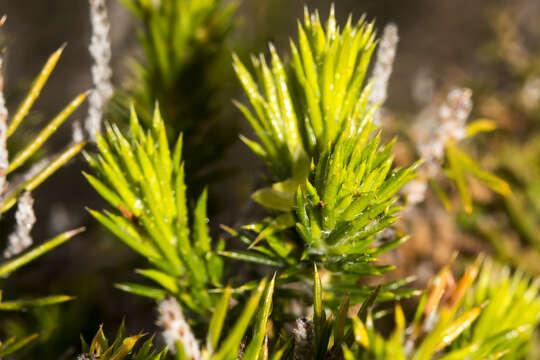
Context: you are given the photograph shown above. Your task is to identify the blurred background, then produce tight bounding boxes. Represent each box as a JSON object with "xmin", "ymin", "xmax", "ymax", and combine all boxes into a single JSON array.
[{"xmin": 0, "ymin": 0, "xmax": 539, "ymax": 358}]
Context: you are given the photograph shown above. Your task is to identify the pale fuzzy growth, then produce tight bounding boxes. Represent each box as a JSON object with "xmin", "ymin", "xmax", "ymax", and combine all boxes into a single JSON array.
[
  {"xmin": 0, "ymin": 55, "xmax": 8, "ymax": 198},
  {"xmin": 86, "ymin": 0, "xmax": 113, "ymax": 143},
  {"xmin": 72, "ymin": 119, "xmax": 85, "ymax": 143},
  {"xmin": 402, "ymin": 179, "xmax": 428, "ymax": 206},
  {"xmin": 520, "ymin": 76, "xmax": 540, "ymax": 111},
  {"xmin": 157, "ymin": 297, "xmax": 201, "ymax": 360},
  {"xmin": 403, "ymin": 88, "xmax": 473, "ymax": 210},
  {"xmin": 369, "ymin": 23, "xmax": 399, "ymax": 125},
  {"xmin": 416, "ymin": 88, "xmax": 473, "ymax": 178},
  {"xmin": 293, "ymin": 317, "xmax": 314, "ymax": 360},
  {"xmin": 4, "ymin": 191, "xmax": 36, "ymax": 258},
  {"xmin": 437, "ymin": 88, "xmax": 472, "ymax": 142}
]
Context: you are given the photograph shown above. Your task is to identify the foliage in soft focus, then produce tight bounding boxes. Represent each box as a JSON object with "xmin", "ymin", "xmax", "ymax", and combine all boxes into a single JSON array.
[
  {"xmin": 114, "ymin": 0, "xmax": 237, "ymax": 187},
  {"xmin": 1, "ymin": 46, "xmax": 86, "ymax": 214},
  {"xmin": 342, "ymin": 258, "xmax": 540, "ymax": 359},
  {"xmin": 405, "ymin": 87, "xmax": 510, "ymax": 214}
]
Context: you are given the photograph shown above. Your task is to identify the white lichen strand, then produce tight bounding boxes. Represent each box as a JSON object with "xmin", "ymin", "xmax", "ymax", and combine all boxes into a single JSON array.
[
  {"xmin": 157, "ymin": 297, "xmax": 201, "ymax": 360},
  {"xmin": 0, "ymin": 55, "xmax": 8, "ymax": 198},
  {"xmin": 72, "ymin": 119, "xmax": 84, "ymax": 143},
  {"xmin": 368, "ymin": 23, "xmax": 399, "ymax": 125},
  {"xmin": 437, "ymin": 88, "xmax": 472, "ymax": 142},
  {"xmin": 4, "ymin": 191, "xmax": 36, "ymax": 258},
  {"xmin": 86, "ymin": 0, "xmax": 113, "ymax": 143},
  {"xmin": 402, "ymin": 179, "xmax": 428, "ymax": 206},
  {"xmin": 404, "ymin": 88, "xmax": 473, "ymax": 209},
  {"xmin": 419, "ymin": 88, "xmax": 472, "ymax": 176},
  {"xmin": 292, "ymin": 317, "xmax": 314, "ymax": 360}
]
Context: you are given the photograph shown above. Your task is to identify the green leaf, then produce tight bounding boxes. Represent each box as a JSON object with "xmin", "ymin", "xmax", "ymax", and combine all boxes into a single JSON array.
[
  {"xmin": 466, "ymin": 118, "xmax": 497, "ymax": 137},
  {"xmin": 212, "ymin": 278, "xmax": 268, "ymax": 360},
  {"xmin": 218, "ymin": 251, "xmax": 284, "ymax": 267},
  {"xmin": 452, "ymin": 144, "xmax": 511, "ymax": 197},
  {"xmin": 87, "ymin": 209, "xmax": 161, "ymax": 260},
  {"xmin": 207, "ymin": 286, "xmax": 231, "ymax": 354},
  {"xmin": 0, "ymin": 334, "xmax": 39, "ymax": 357},
  {"xmin": 333, "ymin": 295, "xmax": 350, "ymax": 347},
  {"xmin": 7, "ymin": 91, "xmax": 88, "ymax": 173},
  {"xmin": 313, "ymin": 264, "xmax": 325, "ymax": 349},
  {"xmin": 7, "ymin": 45, "xmax": 65, "ymax": 137},
  {"xmin": 136, "ymin": 269, "xmax": 180, "ymax": 294},
  {"xmin": 243, "ymin": 274, "xmax": 276, "ymax": 360},
  {"xmin": 249, "ymin": 212, "xmax": 295, "ymax": 249},
  {"xmin": 0, "ymin": 295, "xmax": 74, "ymax": 310},
  {"xmin": 115, "ymin": 283, "xmax": 166, "ymax": 300},
  {"xmin": 446, "ymin": 143, "xmax": 472, "ymax": 214},
  {"xmin": 251, "ymin": 187, "xmax": 295, "ymax": 211},
  {"xmin": 0, "ymin": 227, "xmax": 84, "ymax": 277},
  {"xmin": 2, "ymin": 142, "xmax": 86, "ymax": 213},
  {"xmin": 193, "ymin": 188, "xmax": 211, "ymax": 255}
]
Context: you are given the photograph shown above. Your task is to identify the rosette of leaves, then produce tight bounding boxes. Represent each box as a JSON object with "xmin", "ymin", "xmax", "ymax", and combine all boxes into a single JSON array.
[
  {"xmin": 78, "ymin": 323, "xmax": 167, "ymax": 360},
  {"xmin": 114, "ymin": 0, "xmax": 237, "ymax": 187},
  {"xmin": 85, "ymin": 105, "xmax": 223, "ymax": 316},
  {"xmin": 227, "ymin": 7, "xmax": 418, "ymax": 295}
]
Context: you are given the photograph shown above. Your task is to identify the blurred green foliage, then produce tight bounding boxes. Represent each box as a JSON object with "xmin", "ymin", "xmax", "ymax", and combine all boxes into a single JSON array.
[{"xmin": 113, "ymin": 0, "xmax": 238, "ymax": 189}]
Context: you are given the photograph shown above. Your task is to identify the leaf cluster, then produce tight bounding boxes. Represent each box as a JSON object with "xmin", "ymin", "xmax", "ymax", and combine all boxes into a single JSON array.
[
  {"xmin": 85, "ymin": 106, "xmax": 223, "ymax": 315},
  {"xmin": 79, "ymin": 323, "xmax": 167, "ymax": 360},
  {"xmin": 114, "ymin": 0, "xmax": 237, "ymax": 186},
  {"xmin": 227, "ymin": 6, "xmax": 418, "ymax": 292},
  {"xmin": 341, "ymin": 258, "xmax": 540, "ymax": 359},
  {"xmin": 234, "ymin": 6, "xmax": 377, "ymax": 178}
]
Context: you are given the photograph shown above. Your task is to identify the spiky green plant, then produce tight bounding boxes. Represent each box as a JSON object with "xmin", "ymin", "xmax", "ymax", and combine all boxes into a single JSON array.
[
  {"xmin": 263, "ymin": 258, "xmax": 540, "ymax": 360},
  {"xmin": 81, "ymin": 4, "xmax": 540, "ymax": 360},
  {"xmin": 233, "ymin": 6, "xmax": 377, "ymax": 178},
  {"xmin": 78, "ymin": 323, "xmax": 167, "ymax": 360},
  {"xmin": 340, "ymin": 258, "xmax": 540, "ymax": 360},
  {"xmin": 227, "ymin": 7, "xmax": 418, "ymax": 298},
  {"xmin": 85, "ymin": 106, "xmax": 223, "ymax": 316},
  {"xmin": 114, "ymin": 0, "xmax": 237, "ymax": 186}
]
